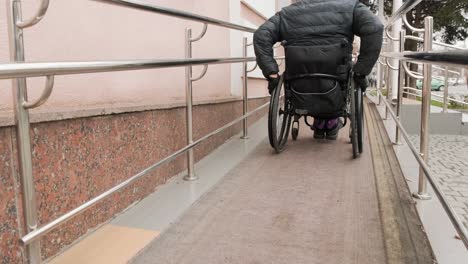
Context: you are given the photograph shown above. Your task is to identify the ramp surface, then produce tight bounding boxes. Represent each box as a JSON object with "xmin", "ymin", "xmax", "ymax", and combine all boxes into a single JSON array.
[{"xmin": 131, "ymin": 117, "xmax": 387, "ymax": 263}]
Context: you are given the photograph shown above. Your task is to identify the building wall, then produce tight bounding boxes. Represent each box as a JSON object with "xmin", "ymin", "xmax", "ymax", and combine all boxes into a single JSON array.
[
  {"xmin": 0, "ymin": 0, "xmax": 286, "ymax": 118},
  {"xmin": 0, "ymin": 0, "xmax": 233, "ymax": 112}
]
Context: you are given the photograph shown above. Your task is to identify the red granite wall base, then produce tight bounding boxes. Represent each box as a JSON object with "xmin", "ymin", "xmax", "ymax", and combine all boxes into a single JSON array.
[{"xmin": 0, "ymin": 98, "xmax": 268, "ymax": 263}]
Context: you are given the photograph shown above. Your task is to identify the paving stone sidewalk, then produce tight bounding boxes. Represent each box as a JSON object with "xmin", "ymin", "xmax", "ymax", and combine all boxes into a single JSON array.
[{"xmin": 409, "ymin": 134, "xmax": 468, "ymax": 228}]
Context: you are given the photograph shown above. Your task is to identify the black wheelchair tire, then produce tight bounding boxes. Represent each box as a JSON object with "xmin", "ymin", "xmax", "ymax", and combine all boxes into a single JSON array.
[
  {"xmin": 268, "ymin": 75, "xmax": 292, "ymax": 153},
  {"xmin": 356, "ymin": 88, "xmax": 364, "ymax": 154},
  {"xmin": 350, "ymin": 81, "xmax": 359, "ymax": 159},
  {"xmin": 291, "ymin": 125, "xmax": 299, "ymax": 141}
]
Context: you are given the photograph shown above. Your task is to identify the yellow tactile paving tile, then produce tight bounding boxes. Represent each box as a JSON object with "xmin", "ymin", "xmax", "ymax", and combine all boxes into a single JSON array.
[{"xmin": 49, "ymin": 224, "xmax": 159, "ymax": 264}]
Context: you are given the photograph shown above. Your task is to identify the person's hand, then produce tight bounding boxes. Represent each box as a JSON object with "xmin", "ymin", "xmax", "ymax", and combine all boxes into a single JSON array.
[
  {"xmin": 354, "ymin": 73, "xmax": 369, "ymax": 92},
  {"xmin": 268, "ymin": 74, "xmax": 280, "ymax": 95}
]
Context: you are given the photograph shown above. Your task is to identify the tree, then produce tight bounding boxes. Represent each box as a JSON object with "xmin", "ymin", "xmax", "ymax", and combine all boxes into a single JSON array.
[
  {"xmin": 377, "ymin": 0, "xmax": 468, "ymax": 44},
  {"xmin": 405, "ymin": 0, "xmax": 468, "ymax": 44},
  {"xmin": 371, "ymin": 0, "xmax": 467, "ymax": 87}
]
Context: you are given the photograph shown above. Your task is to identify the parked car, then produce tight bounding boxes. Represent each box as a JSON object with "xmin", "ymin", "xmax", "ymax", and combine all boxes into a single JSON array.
[{"xmin": 416, "ymin": 78, "xmax": 445, "ymax": 91}]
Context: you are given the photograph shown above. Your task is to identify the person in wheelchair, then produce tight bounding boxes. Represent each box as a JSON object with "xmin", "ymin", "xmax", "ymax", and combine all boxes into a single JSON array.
[{"xmin": 254, "ymin": 0, "xmax": 383, "ymax": 140}]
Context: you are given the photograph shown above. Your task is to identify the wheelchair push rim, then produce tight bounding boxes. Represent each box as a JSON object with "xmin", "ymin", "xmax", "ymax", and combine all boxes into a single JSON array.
[
  {"xmin": 349, "ymin": 78, "xmax": 363, "ymax": 159},
  {"xmin": 357, "ymin": 87, "xmax": 364, "ymax": 154},
  {"xmin": 268, "ymin": 75, "xmax": 292, "ymax": 153}
]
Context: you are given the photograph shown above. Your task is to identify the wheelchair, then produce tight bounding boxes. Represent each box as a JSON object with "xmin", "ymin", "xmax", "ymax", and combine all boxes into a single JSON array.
[{"xmin": 267, "ymin": 41, "xmax": 364, "ymax": 159}]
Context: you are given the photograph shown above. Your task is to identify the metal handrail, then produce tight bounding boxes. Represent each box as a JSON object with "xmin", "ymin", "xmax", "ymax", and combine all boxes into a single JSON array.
[
  {"xmin": 21, "ymin": 100, "xmax": 271, "ymax": 245},
  {"xmin": 386, "ymin": 58, "xmax": 399, "ymax": 71},
  {"xmin": 191, "ymin": 23, "xmax": 209, "ymax": 42},
  {"xmin": 0, "ymin": 57, "xmax": 258, "ymax": 79},
  {"xmin": 377, "ymin": 90, "xmax": 468, "ymax": 249},
  {"xmin": 23, "ymin": 75, "xmax": 54, "ymax": 109},
  {"xmin": 385, "ymin": 28, "xmax": 399, "ymax": 42},
  {"xmin": 404, "ymin": 50, "xmax": 468, "ymax": 67},
  {"xmin": 404, "ymin": 87, "xmax": 468, "ymax": 106},
  {"xmin": 386, "ymin": 0, "xmax": 423, "ymax": 28},
  {"xmin": 380, "ymin": 50, "xmax": 468, "ymax": 68},
  {"xmin": 16, "ymin": 0, "xmax": 50, "ymax": 28},
  {"xmin": 190, "ymin": 65, "xmax": 208, "ymax": 82},
  {"xmin": 92, "ymin": 0, "xmax": 256, "ymax": 33},
  {"xmin": 378, "ymin": 57, "xmax": 386, "ymax": 66},
  {"xmin": 405, "ymin": 36, "xmax": 467, "ymax": 51},
  {"xmin": 433, "ymin": 66, "xmax": 461, "ymax": 76},
  {"xmin": 402, "ymin": 15, "xmax": 425, "ymax": 33},
  {"xmin": 402, "ymin": 62, "xmax": 424, "ymax": 80},
  {"xmin": 0, "ymin": 56, "xmax": 288, "ymax": 246}
]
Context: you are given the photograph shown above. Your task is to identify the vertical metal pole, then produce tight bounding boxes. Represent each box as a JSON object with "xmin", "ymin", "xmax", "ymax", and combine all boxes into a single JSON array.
[
  {"xmin": 385, "ymin": 64, "xmax": 391, "ymax": 120},
  {"xmin": 7, "ymin": 0, "xmax": 42, "ymax": 263},
  {"xmin": 241, "ymin": 37, "xmax": 249, "ymax": 139},
  {"xmin": 378, "ymin": 0, "xmax": 384, "ymax": 19},
  {"xmin": 443, "ymin": 67, "xmax": 449, "ymax": 113},
  {"xmin": 377, "ymin": 0, "xmax": 384, "ymax": 106},
  {"xmin": 390, "ymin": 0, "xmax": 403, "ymax": 101},
  {"xmin": 184, "ymin": 28, "xmax": 197, "ymax": 181},
  {"xmin": 395, "ymin": 30, "xmax": 405, "ymax": 145},
  {"xmin": 413, "ymin": 17, "xmax": 433, "ymax": 200},
  {"xmin": 378, "ymin": 60, "xmax": 383, "ymax": 105}
]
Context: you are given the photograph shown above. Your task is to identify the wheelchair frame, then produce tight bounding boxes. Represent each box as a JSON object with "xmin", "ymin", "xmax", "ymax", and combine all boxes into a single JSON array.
[{"xmin": 267, "ymin": 72, "xmax": 364, "ymax": 159}]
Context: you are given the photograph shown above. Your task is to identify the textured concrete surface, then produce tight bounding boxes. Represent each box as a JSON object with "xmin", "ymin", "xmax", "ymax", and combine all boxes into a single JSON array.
[
  {"xmin": 132, "ymin": 122, "xmax": 388, "ymax": 264},
  {"xmin": 408, "ymin": 134, "xmax": 468, "ymax": 228}
]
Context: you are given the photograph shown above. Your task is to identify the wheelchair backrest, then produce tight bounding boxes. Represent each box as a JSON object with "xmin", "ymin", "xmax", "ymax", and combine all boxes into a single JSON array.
[{"xmin": 285, "ymin": 39, "xmax": 352, "ymax": 82}]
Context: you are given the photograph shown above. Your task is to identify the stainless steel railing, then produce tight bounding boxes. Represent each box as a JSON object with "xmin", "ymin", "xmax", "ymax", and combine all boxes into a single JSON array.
[
  {"xmin": 3, "ymin": 56, "xmax": 287, "ymax": 244},
  {"xmin": 0, "ymin": 58, "xmax": 258, "ymax": 79},
  {"xmin": 377, "ymin": 0, "xmax": 468, "ymax": 249},
  {"xmin": 92, "ymin": 0, "xmax": 257, "ymax": 33},
  {"xmin": 385, "ymin": 0, "xmax": 423, "ymax": 28},
  {"xmin": 402, "ymin": 86, "xmax": 468, "ymax": 108},
  {"xmin": 4, "ymin": 1, "xmax": 277, "ymax": 263}
]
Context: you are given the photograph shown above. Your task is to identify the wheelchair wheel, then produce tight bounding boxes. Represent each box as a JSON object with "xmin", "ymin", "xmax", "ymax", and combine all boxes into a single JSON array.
[
  {"xmin": 350, "ymin": 81, "xmax": 359, "ymax": 159},
  {"xmin": 356, "ymin": 88, "xmax": 364, "ymax": 154},
  {"xmin": 291, "ymin": 121, "xmax": 299, "ymax": 141},
  {"xmin": 268, "ymin": 75, "xmax": 292, "ymax": 153}
]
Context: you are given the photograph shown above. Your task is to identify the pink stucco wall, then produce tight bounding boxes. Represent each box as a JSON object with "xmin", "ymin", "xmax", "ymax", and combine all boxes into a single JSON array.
[{"xmin": 0, "ymin": 0, "xmax": 237, "ymax": 112}]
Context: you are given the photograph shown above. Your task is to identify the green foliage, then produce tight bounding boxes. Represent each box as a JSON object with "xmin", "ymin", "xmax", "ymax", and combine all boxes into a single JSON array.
[{"xmin": 375, "ymin": 0, "xmax": 468, "ymax": 44}]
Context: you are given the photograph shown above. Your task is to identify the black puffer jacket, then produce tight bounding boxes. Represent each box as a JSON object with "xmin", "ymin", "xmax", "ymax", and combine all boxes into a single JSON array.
[{"xmin": 253, "ymin": 0, "xmax": 383, "ymax": 78}]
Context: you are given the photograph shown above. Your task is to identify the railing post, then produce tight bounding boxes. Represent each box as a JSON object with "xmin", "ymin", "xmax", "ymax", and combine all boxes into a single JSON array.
[
  {"xmin": 7, "ymin": 0, "xmax": 42, "ymax": 263},
  {"xmin": 376, "ymin": 62, "xmax": 382, "ymax": 105},
  {"xmin": 184, "ymin": 28, "xmax": 198, "ymax": 181},
  {"xmin": 443, "ymin": 66, "xmax": 449, "ymax": 113},
  {"xmin": 385, "ymin": 64, "xmax": 391, "ymax": 120},
  {"xmin": 395, "ymin": 30, "xmax": 405, "ymax": 145},
  {"xmin": 241, "ymin": 37, "xmax": 249, "ymax": 139},
  {"xmin": 377, "ymin": 0, "xmax": 384, "ymax": 106},
  {"xmin": 413, "ymin": 16, "xmax": 433, "ymax": 200}
]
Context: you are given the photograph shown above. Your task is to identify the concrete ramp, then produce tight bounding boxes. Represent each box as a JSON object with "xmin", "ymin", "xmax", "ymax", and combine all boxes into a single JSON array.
[{"xmin": 130, "ymin": 100, "xmax": 434, "ymax": 264}]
